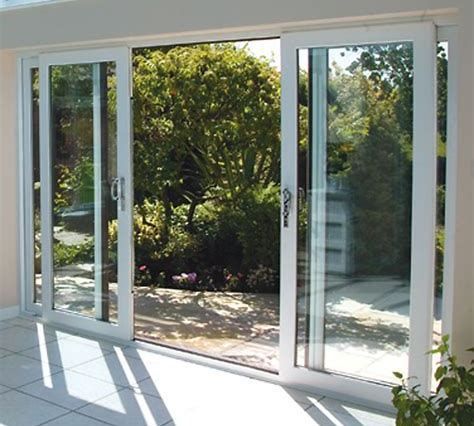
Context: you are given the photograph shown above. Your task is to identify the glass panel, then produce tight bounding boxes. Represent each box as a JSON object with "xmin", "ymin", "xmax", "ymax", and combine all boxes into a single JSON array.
[
  {"xmin": 133, "ymin": 40, "xmax": 281, "ymax": 371},
  {"xmin": 296, "ymin": 42, "xmax": 414, "ymax": 383},
  {"xmin": 50, "ymin": 62, "xmax": 118, "ymax": 322},
  {"xmin": 31, "ymin": 67, "xmax": 42, "ymax": 304}
]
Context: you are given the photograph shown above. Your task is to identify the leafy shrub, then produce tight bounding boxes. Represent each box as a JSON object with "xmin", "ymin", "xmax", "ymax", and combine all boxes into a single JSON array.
[
  {"xmin": 54, "ymin": 157, "xmax": 95, "ymax": 217},
  {"xmin": 246, "ymin": 265, "xmax": 279, "ymax": 293},
  {"xmin": 132, "ymin": 186, "xmax": 280, "ymax": 292},
  {"xmin": 233, "ymin": 184, "xmax": 280, "ymax": 273},
  {"xmin": 435, "ymin": 226, "xmax": 445, "ymax": 295},
  {"xmin": 222, "ymin": 269, "xmax": 245, "ymax": 292},
  {"xmin": 133, "ymin": 199, "xmax": 201, "ymax": 276},
  {"xmin": 392, "ymin": 336, "xmax": 474, "ymax": 425},
  {"xmin": 135, "ymin": 264, "xmax": 152, "ymax": 286},
  {"xmin": 53, "ymin": 239, "xmax": 94, "ymax": 267}
]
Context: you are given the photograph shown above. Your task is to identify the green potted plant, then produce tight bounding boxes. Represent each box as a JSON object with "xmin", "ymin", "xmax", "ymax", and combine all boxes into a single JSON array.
[{"xmin": 392, "ymin": 335, "xmax": 473, "ymax": 425}]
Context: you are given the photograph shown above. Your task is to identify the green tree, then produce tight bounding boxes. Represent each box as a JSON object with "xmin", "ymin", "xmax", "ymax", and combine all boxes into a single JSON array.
[
  {"xmin": 133, "ymin": 44, "xmax": 281, "ymax": 233},
  {"xmin": 325, "ymin": 67, "xmax": 411, "ymax": 276}
]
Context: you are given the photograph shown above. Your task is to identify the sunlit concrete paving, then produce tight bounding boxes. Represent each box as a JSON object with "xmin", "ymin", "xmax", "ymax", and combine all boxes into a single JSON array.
[
  {"xmin": 47, "ymin": 268, "xmax": 442, "ymax": 379},
  {"xmin": 0, "ymin": 316, "xmax": 395, "ymax": 426}
]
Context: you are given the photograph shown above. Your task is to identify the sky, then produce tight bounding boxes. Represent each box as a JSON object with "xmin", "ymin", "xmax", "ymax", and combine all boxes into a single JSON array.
[
  {"xmin": 241, "ymin": 38, "xmax": 449, "ymax": 73},
  {"xmin": 238, "ymin": 38, "xmax": 360, "ymax": 72}
]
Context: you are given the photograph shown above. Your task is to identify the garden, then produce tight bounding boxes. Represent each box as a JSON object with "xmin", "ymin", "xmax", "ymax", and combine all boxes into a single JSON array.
[
  {"xmin": 49, "ymin": 41, "xmax": 448, "ymax": 296},
  {"xmin": 45, "ymin": 40, "xmax": 449, "ymax": 373}
]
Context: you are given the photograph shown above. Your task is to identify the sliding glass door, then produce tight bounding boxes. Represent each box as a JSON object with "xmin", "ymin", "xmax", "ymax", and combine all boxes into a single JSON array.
[
  {"xmin": 39, "ymin": 48, "xmax": 133, "ymax": 340},
  {"xmin": 20, "ymin": 23, "xmax": 441, "ymax": 407},
  {"xmin": 280, "ymin": 23, "xmax": 437, "ymax": 405}
]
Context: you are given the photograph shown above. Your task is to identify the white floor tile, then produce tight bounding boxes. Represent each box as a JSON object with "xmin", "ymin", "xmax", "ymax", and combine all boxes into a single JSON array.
[
  {"xmin": 4, "ymin": 317, "xmax": 38, "ymax": 328},
  {"xmin": 309, "ymin": 397, "xmax": 395, "ymax": 425},
  {"xmin": 78, "ymin": 388, "xmax": 173, "ymax": 426},
  {"xmin": 0, "ymin": 349, "xmax": 13, "ymax": 359},
  {"xmin": 63, "ymin": 334, "xmax": 126, "ymax": 350},
  {"xmin": 0, "ymin": 390, "xmax": 67, "ymax": 426},
  {"xmin": 306, "ymin": 404, "xmax": 365, "ymax": 426},
  {"xmin": 20, "ymin": 338, "xmax": 113, "ymax": 369},
  {"xmin": 0, "ymin": 326, "xmax": 57, "ymax": 352},
  {"xmin": 19, "ymin": 369, "xmax": 123, "ymax": 410},
  {"xmin": 0, "ymin": 318, "xmax": 396, "ymax": 426},
  {"xmin": 71, "ymin": 352, "xmax": 152, "ymax": 387},
  {"xmin": 0, "ymin": 322, "xmax": 13, "ymax": 331},
  {"xmin": 0, "ymin": 354, "xmax": 62, "ymax": 388},
  {"xmin": 281, "ymin": 386, "xmax": 325, "ymax": 408},
  {"xmin": 42, "ymin": 412, "xmax": 112, "ymax": 426},
  {"xmin": 4, "ymin": 318, "xmax": 78, "ymax": 340},
  {"xmin": 166, "ymin": 397, "xmax": 318, "ymax": 426},
  {"xmin": 4, "ymin": 317, "xmax": 76, "ymax": 338}
]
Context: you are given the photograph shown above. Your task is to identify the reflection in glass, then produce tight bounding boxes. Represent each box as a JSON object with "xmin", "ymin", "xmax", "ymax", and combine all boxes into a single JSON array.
[
  {"xmin": 32, "ymin": 67, "xmax": 42, "ymax": 304},
  {"xmin": 296, "ymin": 43, "xmax": 413, "ymax": 383},
  {"xmin": 50, "ymin": 62, "xmax": 118, "ymax": 322}
]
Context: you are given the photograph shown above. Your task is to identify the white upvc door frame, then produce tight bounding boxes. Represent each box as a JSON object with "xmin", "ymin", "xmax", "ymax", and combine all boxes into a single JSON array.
[
  {"xmin": 280, "ymin": 21, "xmax": 437, "ymax": 407},
  {"xmin": 39, "ymin": 46, "xmax": 134, "ymax": 341},
  {"xmin": 437, "ymin": 25, "xmax": 458, "ymax": 342}
]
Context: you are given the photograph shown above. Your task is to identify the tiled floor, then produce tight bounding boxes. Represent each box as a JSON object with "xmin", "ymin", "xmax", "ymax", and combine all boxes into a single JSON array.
[{"xmin": 0, "ymin": 316, "xmax": 396, "ymax": 426}]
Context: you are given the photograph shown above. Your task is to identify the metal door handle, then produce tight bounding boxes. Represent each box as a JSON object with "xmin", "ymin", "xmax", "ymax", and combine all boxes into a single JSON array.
[
  {"xmin": 282, "ymin": 188, "xmax": 292, "ymax": 228},
  {"xmin": 110, "ymin": 178, "xmax": 119, "ymax": 201},
  {"xmin": 110, "ymin": 177, "xmax": 125, "ymax": 211}
]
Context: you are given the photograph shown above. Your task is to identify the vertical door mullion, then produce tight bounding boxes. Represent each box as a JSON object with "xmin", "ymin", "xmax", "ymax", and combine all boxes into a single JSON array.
[
  {"xmin": 39, "ymin": 57, "xmax": 53, "ymax": 316},
  {"xmin": 93, "ymin": 62, "xmax": 111, "ymax": 322},
  {"xmin": 21, "ymin": 59, "xmax": 37, "ymax": 312},
  {"xmin": 408, "ymin": 24, "xmax": 437, "ymax": 394},
  {"xmin": 116, "ymin": 48, "xmax": 134, "ymax": 340},
  {"xmin": 92, "ymin": 63, "xmax": 104, "ymax": 320},
  {"xmin": 279, "ymin": 36, "xmax": 299, "ymax": 379}
]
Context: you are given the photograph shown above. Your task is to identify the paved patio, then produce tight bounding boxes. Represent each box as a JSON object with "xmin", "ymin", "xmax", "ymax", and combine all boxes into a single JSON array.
[
  {"xmin": 50, "ymin": 267, "xmax": 442, "ymax": 382},
  {"xmin": 0, "ymin": 316, "xmax": 395, "ymax": 426}
]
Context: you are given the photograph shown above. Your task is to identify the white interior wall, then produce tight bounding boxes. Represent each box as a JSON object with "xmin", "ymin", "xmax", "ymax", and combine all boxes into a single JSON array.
[
  {"xmin": 0, "ymin": 50, "xmax": 19, "ymax": 316},
  {"xmin": 0, "ymin": 0, "xmax": 471, "ymax": 359},
  {"xmin": 0, "ymin": 0, "xmax": 461, "ymax": 50}
]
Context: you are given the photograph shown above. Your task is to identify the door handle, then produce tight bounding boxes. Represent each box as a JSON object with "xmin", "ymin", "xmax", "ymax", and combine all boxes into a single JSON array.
[
  {"xmin": 282, "ymin": 188, "xmax": 292, "ymax": 228},
  {"xmin": 110, "ymin": 177, "xmax": 119, "ymax": 201},
  {"xmin": 110, "ymin": 177, "xmax": 125, "ymax": 211}
]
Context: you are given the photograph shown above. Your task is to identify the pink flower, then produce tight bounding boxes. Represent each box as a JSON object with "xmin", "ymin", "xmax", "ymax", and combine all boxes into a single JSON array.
[{"xmin": 138, "ymin": 265, "xmax": 148, "ymax": 272}]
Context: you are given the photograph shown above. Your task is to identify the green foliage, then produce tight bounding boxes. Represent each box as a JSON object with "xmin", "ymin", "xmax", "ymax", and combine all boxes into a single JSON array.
[
  {"xmin": 132, "ymin": 184, "xmax": 280, "ymax": 291},
  {"xmin": 53, "ymin": 239, "xmax": 94, "ymax": 267},
  {"xmin": 47, "ymin": 41, "xmax": 449, "ymax": 294},
  {"xmin": 326, "ymin": 68, "xmax": 411, "ymax": 277},
  {"xmin": 134, "ymin": 199, "xmax": 200, "ymax": 276},
  {"xmin": 135, "ymin": 264, "xmax": 153, "ymax": 287},
  {"xmin": 392, "ymin": 336, "xmax": 474, "ymax": 426},
  {"xmin": 133, "ymin": 44, "xmax": 280, "ymax": 209},
  {"xmin": 435, "ymin": 225, "xmax": 445, "ymax": 295},
  {"xmin": 131, "ymin": 44, "xmax": 282, "ymax": 291},
  {"xmin": 347, "ymin": 43, "xmax": 414, "ymax": 139},
  {"xmin": 233, "ymin": 184, "xmax": 280, "ymax": 272},
  {"xmin": 246, "ymin": 265, "xmax": 279, "ymax": 293}
]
